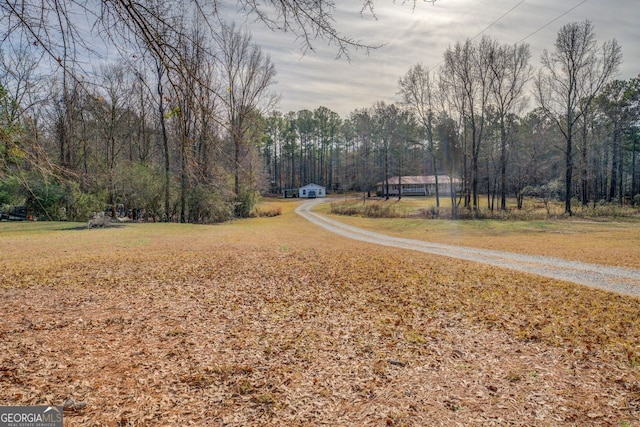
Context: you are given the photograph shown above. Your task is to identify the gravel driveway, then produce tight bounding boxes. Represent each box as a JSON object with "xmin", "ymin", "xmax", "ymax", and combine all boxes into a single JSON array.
[{"xmin": 296, "ymin": 199, "xmax": 640, "ymax": 297}]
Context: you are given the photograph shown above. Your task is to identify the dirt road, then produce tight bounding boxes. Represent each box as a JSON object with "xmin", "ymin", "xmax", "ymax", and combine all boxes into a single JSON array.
[{"xmin": 296, "ymin": 199, "xmax": 640, "ymax": 297}]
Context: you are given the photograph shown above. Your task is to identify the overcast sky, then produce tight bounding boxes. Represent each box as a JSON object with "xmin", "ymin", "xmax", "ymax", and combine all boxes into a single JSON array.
[{"xmin": 227, "ymin": 0, "xmax": 640, "ymax": 117}]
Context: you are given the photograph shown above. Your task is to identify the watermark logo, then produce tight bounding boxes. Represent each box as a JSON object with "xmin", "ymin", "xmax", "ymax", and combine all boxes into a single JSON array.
[{"xmin": 0, "ymin": 406, "xmax": 63, "ymax": 427}]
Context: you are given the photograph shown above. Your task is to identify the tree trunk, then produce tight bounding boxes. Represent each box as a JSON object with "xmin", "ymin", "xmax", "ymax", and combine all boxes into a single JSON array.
[
  {"xmin": 234, "ymin": 129, "xmax": 241, "ymax": 197},
  {"xmin": 609, "ymin": 127, "xmax": 619, "ymax": 202},
  {"xmin": 500, "ymin": 118, "xmax": 507, "ymax": 210},
  {"xmin": 157, "ymin": 66, "xmax": 171, "ymax": 222},
  {"xmin": 384, "ymin": 141, "xmax": 390, "ymax": 200},
  {"xmin": 180, "ymin": 134, "xmax": 187, "ymax": 223},
  {"xmin": 617, "ymin": 136, "xmax": 624, "ymax": 204},
  {"xmin": 580, "ymin": 116, "xmax": 589, "ymax": 206},
  {"xmin": 428, "ymin": 114, "xmax": 440, "ymax": 209},
  {"xmin": 565, "ymin": 141, "xmax": 573, "ymax": 215},
  {"xmin": 565, "ymin": 112, "xmax": 573, "ymax": 215},
  {"xmin": 632, "ymin": 135, "xmax": 638, "ymax": 198}
]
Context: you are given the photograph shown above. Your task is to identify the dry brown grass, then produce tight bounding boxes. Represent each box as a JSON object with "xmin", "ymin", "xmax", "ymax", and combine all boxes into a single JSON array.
[
  {"xmin": 330, "ymin": 195, "xmax": 640, "ymax": 221},
  {"xmin": 323, "ymin": 197, "xmax": 640, "ymax": 269},
  {"xmin": 1, "ymin": 204, "xmax": 639, "ymax": 426}
]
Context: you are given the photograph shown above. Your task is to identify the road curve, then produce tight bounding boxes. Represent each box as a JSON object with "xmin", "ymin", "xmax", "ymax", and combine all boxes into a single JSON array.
[{"xmin": 296, "ymin": 199, "xmax": 640, "ymax": 297}]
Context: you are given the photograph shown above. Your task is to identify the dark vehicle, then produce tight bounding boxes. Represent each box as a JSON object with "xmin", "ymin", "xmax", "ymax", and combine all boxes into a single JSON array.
[
  {"xmin": 308, "ymin": 190, "xmax": 317, "ymax": 198},
  {"xmin": 7, "ymin": 206, "xmax": 27, "ymax": 221},
  {"xmin": 283, "ymin": 188, "xmax": 299, "ymax": 198}
]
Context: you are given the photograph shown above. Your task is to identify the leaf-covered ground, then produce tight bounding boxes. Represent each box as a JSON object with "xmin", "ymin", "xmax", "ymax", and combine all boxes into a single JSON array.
[{"xmin": 1, "ymin": 203, "xmax": 639, "ymax": 426}]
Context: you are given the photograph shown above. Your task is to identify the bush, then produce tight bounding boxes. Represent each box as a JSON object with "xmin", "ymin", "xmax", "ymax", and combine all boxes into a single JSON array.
[
  {"xmin": 113, "ymin": 162, "xmax": 165, "ymax": 219},
  {"xmin": 363, "ymin": 203, "xmax": 399, "ymax": 218},
  {"xmin": 574, "ymin": 202, "xmax": 637, "ymax": 219},
  {"xmin": 330, "ymin": 195, "xmax": 640, "ymax": 221},
  {"xmin": 187, "ymin": 184, "xmax": 235, "ymax": 223},
  {"xmin": 23, "ymin": 174, "xmax": 67, "ymax": 220},
  {"xmin": 330, "ymin": 202, "xmax": 362, "ymax": 216},
  {"xmin": 251, "ymin": 206, "xmax": 282, "ymax": 217},
  {"xmin": 0, "ymin": 173, "xmax": 106, "ymax": 221},
  {"xmin": 330, "ymin": 200, "xmax": 400, "ymax": 218},
  {"xmin": 235, "ymin": 188, "xmax": 259, "ymax": 218},
  {"xmin": 0, "ymin": 176, "xmax": 21, "ymax": 206},
  {"xmin": 415, "ymin": 205, "xmax": 439, "ymax": 219},
  {"xmin": 66, "ymin": 185, "xmax": 106, "ymax": 221}
]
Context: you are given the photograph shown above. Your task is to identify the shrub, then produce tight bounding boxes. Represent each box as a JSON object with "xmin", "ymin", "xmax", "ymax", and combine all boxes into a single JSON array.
[
  {"xmin": 66, "ymin": 185, "xmax": 106, "ymax": 221},
  {"xmin": 23, "ymin": 174, "xmax": 67, "ymax": 220},
  {"xmin": 187, "ymin": 184, "xmax": 235, "ymax": 223},
  {"xmin": 251, "ymin": 206, "xmax": 282, "ymax": 217},
  {"xmin": 363, "ymin": 203, "xmax": 399, "ymax": 218},
  {"xmin": 574, "ymin": 202, "xmax": 637, "ymax": 219},
  {"xmin": 415, "ymin": 205, "xmax": 438, "ymax": 219},
  {"xmin": 330, "ymin": 202, "xmax": 362, "ymax": 216},
  {"xmin": 0, "ymin": 176, "xmax": 21, "ymax": 206},
  {"xmin": 235, "ymin": 188, "xmax": 259, "ymax": 218},
  {"xmin": 329, "ymin": 200, "xmax": 400, "ymax": 218},
  {"xmin": 114, "ymin": 162, "xmax": 164, "ymax": 217}
]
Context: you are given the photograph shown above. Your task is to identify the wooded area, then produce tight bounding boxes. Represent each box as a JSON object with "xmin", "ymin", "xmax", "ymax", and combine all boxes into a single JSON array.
[{"xmin": 0, "ymin": 2, "xmax": 638, "ymax": 222}]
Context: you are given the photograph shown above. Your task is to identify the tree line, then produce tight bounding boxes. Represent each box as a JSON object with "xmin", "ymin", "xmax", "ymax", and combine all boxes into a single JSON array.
[
  {"xmin": 263, "ymin": 21, "xmax": 637, "ymax": 217},
  {"xmin": 0, "ymin": 2, "xmax": 637, "ymax": 222},
  {"xmin": 1, "ymin": 3, "xmax": 280, "ymax": 222}
]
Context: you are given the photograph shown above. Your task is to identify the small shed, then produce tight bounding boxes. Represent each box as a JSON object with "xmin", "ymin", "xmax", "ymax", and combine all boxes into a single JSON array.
[{"xmin": 299, "ymin": 183, "xmax": 326, "ymax": 198}]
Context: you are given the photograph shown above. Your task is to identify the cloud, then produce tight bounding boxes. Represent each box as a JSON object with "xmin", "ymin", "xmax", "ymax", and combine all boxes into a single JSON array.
[{"xmin": 244, "ymin": 0, "xmax": 640, "ymax": 117}]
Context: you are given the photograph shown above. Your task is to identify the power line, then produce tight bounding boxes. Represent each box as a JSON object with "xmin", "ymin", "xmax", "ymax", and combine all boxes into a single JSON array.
[
  {"xmin": 514, "ymin": 0, "xmax": 588, "ymax": 44},
  {"xmin": 426, "ymin": 0, "xmax": 589, "ymax": 73},
  {"xmin": 470, "ymin": 0, "xmax": 527, "ymax": 41},
  {"xmin": 396, "ymin": 0, "xmax": 589, "ymax": 103},
  {"xmin": 425, "ymin": 0, "xmax": 527, "ymax": 73}
]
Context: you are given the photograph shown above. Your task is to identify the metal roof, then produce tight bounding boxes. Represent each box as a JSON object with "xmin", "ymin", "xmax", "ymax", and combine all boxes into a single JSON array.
[{"xmin": 376, "ymin": 175, "xmax": 461, "ymax": 185}]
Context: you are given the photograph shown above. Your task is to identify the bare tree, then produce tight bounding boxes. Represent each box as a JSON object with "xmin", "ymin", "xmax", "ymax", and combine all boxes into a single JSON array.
[
  {"xmin": 398, "ymin": 63, "xmax": 441, "ymax": 208},
  {"xmin": 153, "ymin": 59, "xmax": 172, "ymax": 221},
  {"xmin": 217, "ymin": 22, "xmax": 277, "ymax": 216},
  {"xmin": 597, "ymin": 80, "xmax": 632, "ymax": 203},
  {"xmin": 93, "ymin": 63, "xmax": 138, "ymax": 216},
  {"xmin": 0, "ymin": 43, "xmax": 46, "ymax": 123},
  {"xmin": 350, "ymin": 108, "xmax": 375, "ymax": 197},
  {"xmin": 1, "ymin": 1, "xmax": 396, "ymax": 83},
  {"xmin": 5, "ymin": 1, "xmax": 493, "ymax": 225},
  {"xmin": 488, "ymin": 42, "xmax": 532, "ymax": 210},
  {"xmin": 442, "ymin": 37, "xmax": 495, "ymax": 212},
  {"xmin": 0, "ymin": 43, "xmax": 47, "ymax": 179},
  {"xmin": 536, "ymin": 20, "xmax": 622, "ymax": 215},
  {"xmin": 371, "ymin": 101, "xmax": 415, "ymax": 200}
]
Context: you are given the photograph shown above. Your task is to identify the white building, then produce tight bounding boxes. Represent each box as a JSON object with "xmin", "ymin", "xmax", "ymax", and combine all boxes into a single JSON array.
[{"xmin": 299, "ymin": 183, "xmax": 326, "ymax": 198}]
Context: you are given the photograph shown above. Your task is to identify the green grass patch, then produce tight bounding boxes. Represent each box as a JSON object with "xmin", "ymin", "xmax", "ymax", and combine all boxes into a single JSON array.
[{"xmin": 0, "ymin": 220, "xmax": 84, "ymax": 234}]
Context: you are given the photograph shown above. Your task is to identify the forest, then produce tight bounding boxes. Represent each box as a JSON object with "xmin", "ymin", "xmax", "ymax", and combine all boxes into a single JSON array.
[{"xmin": 0, "ymin": 2, "xmax": 638, "ymax": 222}]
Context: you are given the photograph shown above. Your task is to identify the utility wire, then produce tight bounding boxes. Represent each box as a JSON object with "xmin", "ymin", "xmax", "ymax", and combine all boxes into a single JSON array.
[
  {"xmin": 394, "ymin": 0, "xmax": 589, "ymax": 103},
  {"xmin": 514, "ymin": 0, "xmax": 588, "ymax": 44},
  {"xmin": 425, "ymin": 0, "xmax": 527, "ymax": 73},
  {"xmin": 426, "ymin": 0, "xmax": 588, "ymax": 73},
  {"xmin": 470, "ymin": 0, "xmax": 527, "ymax": 41},
  {"xmin": 389, "ymin": 0, "xmax": 528, "ymax": 103}
]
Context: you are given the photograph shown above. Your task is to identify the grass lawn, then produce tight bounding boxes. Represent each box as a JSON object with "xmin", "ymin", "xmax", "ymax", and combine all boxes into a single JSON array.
[{"xmin": 1, "ymin": 201, "xmax": 639, "ymax": 426}]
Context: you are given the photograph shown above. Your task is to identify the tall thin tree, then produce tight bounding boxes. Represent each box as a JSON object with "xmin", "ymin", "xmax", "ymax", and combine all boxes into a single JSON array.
[{"xmin": 536, "ymin": 20, "xmax": 621, "ymax": 215}]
